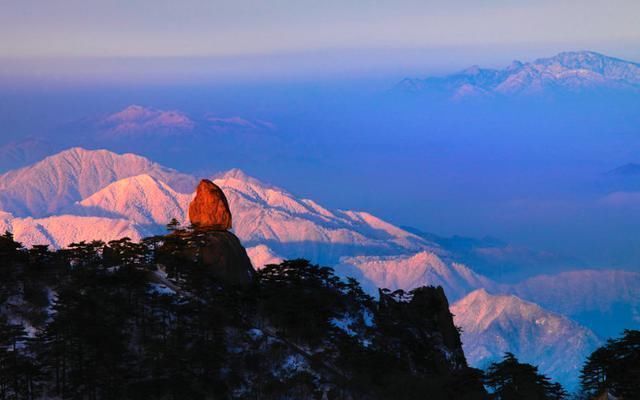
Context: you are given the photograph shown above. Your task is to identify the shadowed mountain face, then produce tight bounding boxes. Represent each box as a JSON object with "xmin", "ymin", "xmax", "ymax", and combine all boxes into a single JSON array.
[{"xmin": 398, "ymin": 51, "xmax": 640, "ymax": 98}]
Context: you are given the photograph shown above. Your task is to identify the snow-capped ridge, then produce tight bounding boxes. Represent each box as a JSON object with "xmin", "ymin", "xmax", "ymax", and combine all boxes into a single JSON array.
[
  {"xmin": 452, "ymin": 289, "xmax": 601, "ymax": 391},
  {"xmin": 0, "ymin": 150, "xmax": 438, "ymax": 263},
  {"xmin": 100, "ymin": 105, "xmax": 195, "ymax": 135},
  {"xmin": 399, "ymin": 50, "xmax": 640, "ymax": 99},
  {"xmin": 0, "ymin": 147, "xmax": 196, "ymax": 217},
  {"xmin": 337, "ymin": 250, "xmax": 492, "ymax": 300},
  {"xmin": 72, "ymin": 174, "xmax": 193, "ymax": 227},
  {"xmin": 246, "ymin": 245, "xmax": 283, "ymax": 270},
  {"xmin": 0, "ymin": 212, "xmax": 149, "ymax": 249}
]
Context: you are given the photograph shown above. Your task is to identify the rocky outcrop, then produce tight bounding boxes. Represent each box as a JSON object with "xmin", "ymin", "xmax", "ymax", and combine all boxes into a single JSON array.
[
  {"xmin": 378, "ymin": 286, "xmax": 468, "ymax": 371},
  {"xmin": 189, "ymin": 179, "xmax": 232, "ymax": 230},
  {"xmin": 195, "ymin": 231, "xmax": 255, "ymax": 285},
  {"xmin": 184, "ymin": 179, "xmax": 254, "ymax": 285}
]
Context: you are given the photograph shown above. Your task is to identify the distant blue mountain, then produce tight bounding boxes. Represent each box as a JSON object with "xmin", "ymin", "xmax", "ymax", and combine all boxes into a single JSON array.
[
  {"xmin": 398, "ymin": 51, "xmax": 640, "ymax": 99},
  {"xmin": 607, "ymin": 163, "xmax": 640, "ymax": 177}
]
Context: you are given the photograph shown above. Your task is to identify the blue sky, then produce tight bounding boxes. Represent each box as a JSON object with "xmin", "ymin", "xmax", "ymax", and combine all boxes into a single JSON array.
[{"xmin": 2, "ymin": 0, "xmax": 640, "ymax": 82}]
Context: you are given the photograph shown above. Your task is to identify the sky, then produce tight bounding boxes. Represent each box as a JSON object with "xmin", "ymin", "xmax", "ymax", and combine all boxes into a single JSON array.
[
  {"xmin": 1, "ymin": 0, "xmax": 640, "ymax": 270},
  {"xmin": 2, "ymin": 0, "xmax": 640, "ymax": 82}
]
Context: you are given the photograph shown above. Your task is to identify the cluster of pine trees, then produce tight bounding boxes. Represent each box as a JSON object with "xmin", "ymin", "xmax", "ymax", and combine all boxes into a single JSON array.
[
  {"xmin": 0, "ymin": 228, "xmax": 487, "ymax": 399},
  {"xmin": 579, "ymin": 329, "xmax": 640, "ymax": 399},
  {"xmin": 483, "ymin": 353, "xmax": 567, "ymax": 400},
  {"xmin": 0, "ymin": 227, "xmax": 638, "ymax": 399}
]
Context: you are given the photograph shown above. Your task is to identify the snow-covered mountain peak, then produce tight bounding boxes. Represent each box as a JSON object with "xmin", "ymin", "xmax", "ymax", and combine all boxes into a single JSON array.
[
  {"xmin": 399, "ymin": 50, "xmax": 640, "ymax": 98},
  {"xmin": 106, "ymin": 105, "xmax": 153, "ymax": 120},
  {"xmin": 213, "ymin": 170, "xmax": 339, "ymax": 220},
  {"xmin": 100, "ymin": 105, "xmax": 195, "ymax": 135},
  {"xmin": 214, "ymin": 168, "xmax": 266, "ymax": 189},
  {"xmin": 211, "ymin": 171, "xmax": 438, "ymax": 263},
  {"xmin": 337, "ymin": 251, "xmax": 492, "ymax": 300},
  {"xmin": 74, "ymin": 174, "xmax": 192, "ymax": 226},
  {"xmin": 536, "ymin": 51, "xmax": 615, "ymax": 69},
  {"xmin": 453, "ymin": 289, "xmax": 546, "ymax": 332},
  {"xmin": 246, "ymin": 244, "xmax": 283, "ymax": 269},
  {"xmin": 0, "ymin": 151, "xmax": 439, "ymax": 262},
  {"xmin": 217, "ymin": 167, "xmax": 247, "ymax": 178},
  {"xmin": 0, "ymin": 147, "xmax": 196, "ymax": 217},
  {"xmin": 452, "ymin": 289, "xmax": 601, "ymax": 390},
  {"xmin": 459, "ymin": 287, "xmax": 490, "ymax": 302}
]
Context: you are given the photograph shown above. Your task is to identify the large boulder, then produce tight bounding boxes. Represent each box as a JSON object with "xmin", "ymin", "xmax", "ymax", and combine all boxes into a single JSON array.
[
  {"xmin": 181, "ymin": 179, "xmax": 254, "ymax": 285},
  {"xmin": 195, "ymin": 230, "xmax": 255, "ymax": 285},
  {"xmin": 189, "ymin": 179, "xmax": 232, "ymax": 230}
]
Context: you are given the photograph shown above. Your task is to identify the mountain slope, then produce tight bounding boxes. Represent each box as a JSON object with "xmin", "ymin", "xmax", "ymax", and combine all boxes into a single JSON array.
[
  {"xmin": 0, "ymin": 149, "xmax": 440, "ymax": 264},
  {"xmin": 607, "ymin": 163, "xmax": 640, "ymax": 177},
  {"xmin": 0, "ymin": 147, "xmax": 196, "ymax": 217},
  {"xmin": 506, "ymin": 270, "xmax": 640, "ymax": 338},
  {"xmin": 336, "ymin": 251, "xmax": 494, "ymax": 301},
  {"xmin": 72, "ymin": 174, "xmax": 193, "ymax": 226},
  {"xmin": 210, "ymin": 169, "xmax": 440, "ymax": 263},
  {"xmin": 246, "ymin": 245, "xmax": 283, "ymax": 269},
  {"xmin": 0, "ymin": 211, "xmax": 148, "ymax": 249},
  {"xmin": 451, "ymin": 289, "xmax": 601, "ymax": 391},
  {"xmin": 404, "ymin": 226, "xmax": 582, "ymax": 281},
  {"xmin": 399, "ymin": 51, "xmax": 640, "ymax": 98},
  {"xmin": 99, "ymin": 105, "xmax": 195, "ymax": 136}
]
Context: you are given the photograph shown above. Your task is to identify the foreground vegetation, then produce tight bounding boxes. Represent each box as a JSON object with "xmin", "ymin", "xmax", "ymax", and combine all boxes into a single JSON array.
[
  {"xmin": 0, "ymin": 230, "xmax": 486, "ymax": 399},
  {"xmin": 0, "ymin": 229, "xmax": 637, "ymax": 399}
]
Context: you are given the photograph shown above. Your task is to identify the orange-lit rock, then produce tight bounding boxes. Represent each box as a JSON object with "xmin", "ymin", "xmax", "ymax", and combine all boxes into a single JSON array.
[
  {"xmin": 188, "ymin": 179, "xmax": 232, "ymax": 230},
  {"xmin": 181, "ymin": 179, "xmax": 254, "ymax": 285}
]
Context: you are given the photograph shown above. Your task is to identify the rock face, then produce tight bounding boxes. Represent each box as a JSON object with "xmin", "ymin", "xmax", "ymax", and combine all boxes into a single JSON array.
[
  {"xmin": 197, "ymin": 231, "xmax": 255, "ymax": 285},
  {"xmin": 189, "ymin": 179, "xmax": 232, "ymax": 230},
  {"xmin": 186, "ymin": 179, "xmax": 254, "ymax": 285}
]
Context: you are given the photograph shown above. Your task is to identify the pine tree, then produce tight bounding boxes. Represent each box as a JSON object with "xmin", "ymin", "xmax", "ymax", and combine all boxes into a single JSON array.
[
  {"xmin": 580, "ymin": 329, "xmax": 640, "ymax": 398},
  {"xmin": 484, "ymin": 353, "xmax": 567, "ymax": 400}
]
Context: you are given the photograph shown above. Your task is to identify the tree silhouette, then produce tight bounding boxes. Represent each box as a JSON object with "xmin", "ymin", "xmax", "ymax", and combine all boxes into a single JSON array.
[
  {"xmin": 484, "ymin": 353, "xmax": 567, "ymax": 399},
  {"xmin": 580, "ymin": 329, "xmax": 640, "ymax": 398},
  {"xmin": 0, "ymin": 232, "xmax": 494, "ymax": 399}
]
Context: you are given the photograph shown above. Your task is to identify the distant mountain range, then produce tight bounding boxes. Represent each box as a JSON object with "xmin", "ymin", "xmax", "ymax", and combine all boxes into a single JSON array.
[
  {"xmin": 607, "ymin": 163, "xmax": 640, "ymax": 177},
  {"xmin": 0, "ymin": 147, "xmax": 637, "ymax": 390},
  {"xmin": 398, "ymin": 51, "xmax": 640, "ymax": 99},
  {"xmin": 94, "ymin": 105, "xmax": 276, "ymax": 138},
  {"xmin": 0, "ymin": 148, "xmax": 439, "ymax": 264}
]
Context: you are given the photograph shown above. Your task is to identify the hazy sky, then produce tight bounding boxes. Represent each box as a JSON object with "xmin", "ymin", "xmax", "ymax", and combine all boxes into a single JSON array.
[{"xmin": 2, "ymin": 0, "xmax": 640, "ymax": 81}]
